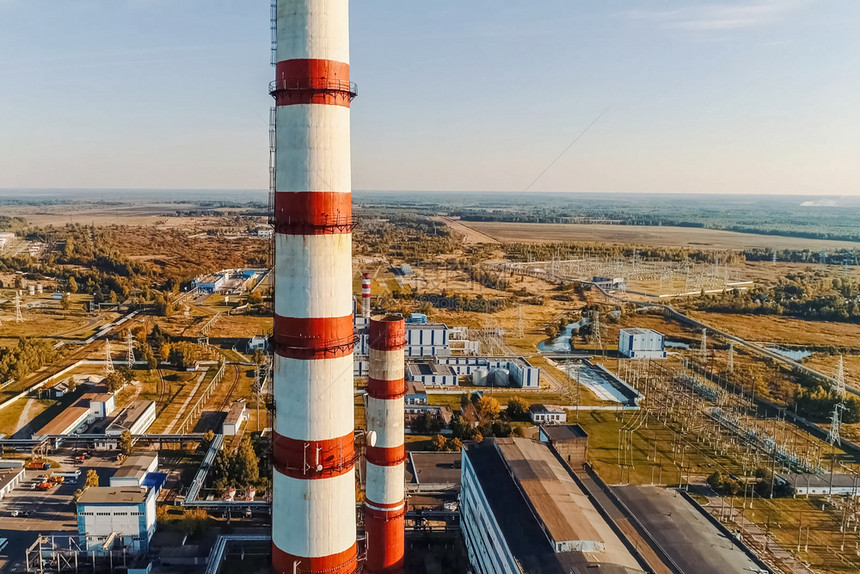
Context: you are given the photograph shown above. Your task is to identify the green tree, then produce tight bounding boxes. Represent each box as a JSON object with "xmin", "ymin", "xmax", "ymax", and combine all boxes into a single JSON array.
[
  {"xmin": 68, "ymin": 277, "xmax": 78, "ymax": 293},
  {"xmin": 85, "ymin": 469, "xmax": 99, "ymax": 488},
  {"xmin": 105, "ymin": 371, "xmax": 125, "ymax": 392},
  {"xmin": 61, "ymin": 292, "xmax": 72, "ymax": 310},
  {"xmin": 432, "ymin": 434, "xmax": 448, "ymax": 452},
  {"xmin": 506, "ymin": 397, "xmax": 529, "ymax": 420},
  {"xmin": 232, "ymin": 437, "xmax": 260, "ymax": 487},
  {"xmin": 247, "ymin": 291, "xmax": 263, "ymax": 306},
  {"xmin": 477, "ymin": 395, "xmax": 501, "ymax": 421},
  {"xmin": 118, "ymin": 430, "xmax": 134, "ymax": 456}
]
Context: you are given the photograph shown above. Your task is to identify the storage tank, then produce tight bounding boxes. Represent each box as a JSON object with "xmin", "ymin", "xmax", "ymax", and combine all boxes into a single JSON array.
[
  {"xmin": 472, "ymin": 368, "xmax": 488, "ymax": 386},
  {"xmin": 490, "ymin": 368, "xmax": 510, "ymax": 387}
]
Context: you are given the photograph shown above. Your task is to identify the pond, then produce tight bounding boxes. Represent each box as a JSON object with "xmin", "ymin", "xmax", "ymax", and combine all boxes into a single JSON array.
[
  {"xmin": 767, "ymin": 347, "xmax": 813, "ymax": 361},
  {"xmin": 537, "ymin": 319, "xmax": 585, "ymax": 353}
]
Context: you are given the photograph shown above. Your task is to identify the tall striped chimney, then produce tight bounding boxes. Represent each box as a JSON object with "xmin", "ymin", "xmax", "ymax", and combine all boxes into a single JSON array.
[
  {"xmin": 364, "ymin": 316, "xmax": 407, "ymax": 573},
  {"xmin": 269, "ymin": 1, "xmax": 357, "ymax": 573},
  {"xmin": 361, "ymin": 273, "xmax": 372, "ymax": 319}
]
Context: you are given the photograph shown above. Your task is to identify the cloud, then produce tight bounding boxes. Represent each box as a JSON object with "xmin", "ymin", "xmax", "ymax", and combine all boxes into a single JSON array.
[{"xmin": 625, "ymin": 0, "xmax": 815, "ymax": 31}]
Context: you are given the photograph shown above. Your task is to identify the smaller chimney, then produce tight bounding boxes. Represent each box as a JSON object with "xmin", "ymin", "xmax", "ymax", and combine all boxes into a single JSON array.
[{"xmin": 361, "ymin": 273, "xmax": 372, "ymax": 319}]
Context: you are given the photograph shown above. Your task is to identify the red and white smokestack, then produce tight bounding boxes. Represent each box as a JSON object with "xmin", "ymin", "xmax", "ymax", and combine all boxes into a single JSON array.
[
  {"xmin": 361, "ymin": 273, "xmax": 371, "ymax": 319},
  {"xmin": 269, "ymin": 1, "xmax": 357, "ymax": 573},
  {"xmin": 364, "ymin": 316, "xmax": 407, "ymax": 573}
]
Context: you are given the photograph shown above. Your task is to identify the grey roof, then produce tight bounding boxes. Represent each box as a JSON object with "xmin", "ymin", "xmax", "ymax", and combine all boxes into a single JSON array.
[
  {"xmin": 464, "ymin": 439, "xmax": 644, "ymax": 574},
  {"xmin": 106, "ymin": 400, "xmax": 155, "ymax": 434},
  {"xmin": 530, "ymin": 404, "xmax": 567, "ymax": 414},
  {"xmin": 224, "ymin": 401, "xmax": 247, "ymax": 425},
  {"xmin": 408, "ymin": 363, "xmax": 456, "ymax": 377},
  {"xmin": 781, "ymin": 472, "xmax": 860, "ymax": 489},
  {"xmin": 619, "ymin": 328, "xmax": 660, "ymax": 336},
  {"xmin": 408, "ymin": 451, "xmax": 461, "ymax": 485},
  {"xmin": 540, "ymin": 425, "xmax": 588, "ymax": 442},
  {"xmin": 405, "ymin": 380, "xmax": 427, "ymax": 395},
  {"xmin": 78, "ymin": 487, "xmax": 146, "ymax": 505},
  {"xmin": 0, "ymin": 468, "xmax": 24, "ymax": 491},
  {"xmin": 113, "ymin": 453, "xmax": 157, "ymax": 480}
]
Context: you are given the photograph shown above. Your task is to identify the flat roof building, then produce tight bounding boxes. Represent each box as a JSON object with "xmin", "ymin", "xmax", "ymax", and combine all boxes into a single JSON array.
[
  {"xmin": 77, "ymin": 486, "xmax": 157, "ymax": 554},
  {"xmin": 110, "ymin": 453, "xmax": 159, "ymax": 488},
  {"xmin": 106, "ymin": 400, "xmax": 156, "ymax": 437},
  {"xmin": 618, "ymin": 328, "xmax": 666, "ymax": 360},
  {"xmin": 529, "ymin": 404, "xmax": 567, "ymax": 425},
  {"xmin": 0, "ymin": 468, "xmax": 25, "ymax": 501},
  {"xmin": 539, "ymin": 425, "xmax": 589, "ymax": 468},
  {"xmin": 407, "ymin": 362, "xmax": 458, "ymax": 387},
  {"xmin": 222, "ymin": 401, "xmax": 248, "ymax": 436},
  {"xmin": 461, "ymin": 438, "xmax": 644, "ymax": 574},
  {"xmin": 34, "ymin": 393, "xmax": 109, "ymax": 437}
]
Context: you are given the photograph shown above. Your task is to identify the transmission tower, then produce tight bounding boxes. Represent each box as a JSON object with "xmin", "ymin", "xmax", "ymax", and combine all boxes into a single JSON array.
[
  {"xmin": 727, "ymin": 342, "xmax": 734, "ymax": 374},
  {"xmin": 104, "ymin": 339, "xmax": 115, "ymax": 375},
  {"xmin": 126, "ymin": 331, "xmax": 135, "ymax": 366},
  {"xmin": 700, "ymin": 328, "xmax": 707, "ymax": 361},
  {"xmin": 828, "ymin": 404, "xmax": 844, "ymax": 446},
  {"xmin": 834, "ymin": 355, "xmax": 846, "ymax": 398},
  {"xmin": 591, "ymin": 310, "xmax": 602, "ymax": 352},
  {"xmin": 516, "ymin": 304, "xmax": 524, "ymax": 339},
  {"xmin": 14, "ymin": 291, "xmax": 23, "ymax": 323}
]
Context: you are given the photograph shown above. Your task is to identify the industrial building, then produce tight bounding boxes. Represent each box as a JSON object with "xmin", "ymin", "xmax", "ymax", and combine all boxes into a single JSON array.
[
  {"xmin": 76, "ymin": 486, "xmax": 157, "ymax": 554},
  {"xmin": 192, "ymin": 269, "xmax": 259, "ymax": 294},
  {"xmin": 406, "ymin": 362, "xmax": 458, "ymax": 387},
  {"xmin": 538, "ymin": 425, "xmax": 589, "ymax": 467},
  {"xmin": 110, "ymin": 453, "xmax": 159, "ymax": 488},
  {"xmin": 780, "ymin": 472, "xmax": 860, "ymax": 497},
  {"xmin": 0, "ymin": 468, "xmax": 25, "ymax": 501},
  {"xmin": 461, "ymin": 438, "xmax": 644, "ymax": 574},
  {"xmin": 222, "ymin": 401, "xmax": 248, "ymax": 436},
  {"xmin": 97, "ymin": 400, "xmax": 157, "ymax": 449},
  {"xmin": 34, "ymin": 392, "xmax": 115, "ymax": 437},
  {"xmin": 618, "ymin": 328, "xmax": 666, "ymax": 359},
  {"xmin": 529, "ymin": 404, "xmax": 567, "ymax": 425},
  {"xmin": 439, "ymin": 356, "xmax": 540, "ymax": 388}
]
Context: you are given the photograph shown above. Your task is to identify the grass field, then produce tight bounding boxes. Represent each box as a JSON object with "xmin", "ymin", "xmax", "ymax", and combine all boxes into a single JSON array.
[
  {"xmin": 688, "ymin": 311, "xmax": 860, "ymax": 348},
  {"xmin": 455, "ymin": 221, "xmax": 860, "ymax": 251}
]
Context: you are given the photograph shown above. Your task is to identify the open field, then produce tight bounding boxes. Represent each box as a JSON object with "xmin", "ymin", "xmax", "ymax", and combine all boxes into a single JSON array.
[
  {"xmin": 687, "ymin": 311, "xmax": 860, "ymax": 348},
  {"xmin": 2, "ymin": 203, "xmax": 263, "ymax": 228},
  {"xmin": 455, "ymin": 221, "xmax": 860, "ymax": 251}
]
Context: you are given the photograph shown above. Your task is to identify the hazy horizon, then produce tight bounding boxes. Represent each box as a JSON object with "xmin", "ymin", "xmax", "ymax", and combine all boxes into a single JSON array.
[{"xmin": 1, "ymin": 1, "xmax": 859, "ymax": 195}]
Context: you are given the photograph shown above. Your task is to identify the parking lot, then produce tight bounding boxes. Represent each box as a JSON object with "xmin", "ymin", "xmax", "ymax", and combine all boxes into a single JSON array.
[{"xmin": 0, "ymin": 450, "xmax": 129, "ymax": 572}]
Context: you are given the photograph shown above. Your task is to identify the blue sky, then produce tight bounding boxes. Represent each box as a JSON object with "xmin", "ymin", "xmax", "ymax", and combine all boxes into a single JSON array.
[{"xmin": 0, "ymin": 0, "xmax": 858, "ymax": 195}]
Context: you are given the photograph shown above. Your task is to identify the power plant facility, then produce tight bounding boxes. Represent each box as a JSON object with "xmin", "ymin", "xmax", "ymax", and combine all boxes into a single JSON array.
[{"xmin": 2, "ymin": 3, "xmax": 856, "ymax": 574}]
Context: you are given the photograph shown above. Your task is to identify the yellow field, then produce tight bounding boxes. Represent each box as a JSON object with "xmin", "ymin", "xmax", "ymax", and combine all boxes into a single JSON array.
[{"xmin": 455, "ymin": 221, "xmax": 860, "ymax": 251}]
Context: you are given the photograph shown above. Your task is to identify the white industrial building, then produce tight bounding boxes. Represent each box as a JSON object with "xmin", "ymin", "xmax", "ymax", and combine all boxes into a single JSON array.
[
  {"xmin": 97, "ymin": 401, "xmax": 157, "ymax": 450},
  {"xmin": 77, "ymin": 487, "xmax": 157, "ymax": 554},
  {"xmin": 407, "ymin": 363, "xmax": 459, "ymax": 387},
  {"xmin": 34, "ymin": 393, "xmax": 116, "ymax": 438},
  {"xmin": 110, "ymin": 454, "xmax": 159, "ymax": 488},
  {"xmin": 780, "ymin": 473, "xmax": 860, "ymax": 497},
  {"xmin": 461, "ymin": 438, "xmax": 644, "ymax": 574},
  {"xmin": 529, "ymin": 404, "xmax": 567, "ymax": 425},
  {"xmin": 618, "ymin": 328, "xmax": 666, "ymax": 359},
  {"xmin": 0, "ymin": 468, "xmax": 25, "ymax": 501},
  {"xmin": 222, "ymin": 401, "xmax": 248, "ymax": 436},
  {"xmin": 438, "ymin": 356, "xmax": 540, "ymax": 388}
]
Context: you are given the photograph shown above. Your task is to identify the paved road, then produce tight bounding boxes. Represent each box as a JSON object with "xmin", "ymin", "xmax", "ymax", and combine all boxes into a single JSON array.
[{"xmin": 614, "ymin": 485, "xmax": 763, "ymax": 574}]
